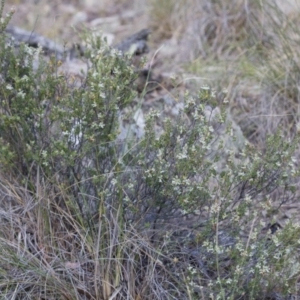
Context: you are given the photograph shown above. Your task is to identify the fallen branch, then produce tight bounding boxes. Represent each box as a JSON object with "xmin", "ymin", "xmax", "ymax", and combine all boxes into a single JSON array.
[{"xmin": 4, "ymin": 25, "xmax": 151, "ymax": 60}]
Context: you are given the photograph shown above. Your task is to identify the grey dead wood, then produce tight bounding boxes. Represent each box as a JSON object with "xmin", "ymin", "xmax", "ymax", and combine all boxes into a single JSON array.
[{"xmin": 4, "ymin": 25, "xmax": 151, "ymax": 60}]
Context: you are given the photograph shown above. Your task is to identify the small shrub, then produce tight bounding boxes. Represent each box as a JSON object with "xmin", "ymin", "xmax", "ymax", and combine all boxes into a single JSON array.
[{"xmin": 0, "ymin": 1, "xmax": 300, "ymax": 299}]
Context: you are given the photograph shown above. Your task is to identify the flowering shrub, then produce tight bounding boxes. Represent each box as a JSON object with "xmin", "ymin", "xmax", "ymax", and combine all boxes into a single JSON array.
[{"xmin": 0, "ymin": 1, "xmax": 300, "ymax": 299}]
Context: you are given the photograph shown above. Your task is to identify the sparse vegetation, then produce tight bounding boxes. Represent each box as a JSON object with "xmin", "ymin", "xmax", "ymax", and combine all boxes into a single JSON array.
[{"xmin": 1, "ymin": 0, "xmax": 300, "ymax": 299}]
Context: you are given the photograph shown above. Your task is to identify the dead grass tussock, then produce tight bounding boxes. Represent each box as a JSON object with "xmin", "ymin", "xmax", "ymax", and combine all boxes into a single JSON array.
[
  {"xmin": 0, "ymin": 175, "xmax": 164, "ymax": 299},
  {"xmin": 148, "ymin": 0, "xmax": 300, "ymax": 145},
  {"xmin": 231, "ymin": 3, "xmax": 300, "ymax": 144}
]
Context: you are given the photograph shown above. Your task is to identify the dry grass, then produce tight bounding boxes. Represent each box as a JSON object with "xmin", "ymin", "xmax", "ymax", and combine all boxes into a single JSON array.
[
  {"xmin": 148, "ymin": 0, "xmax": 300, "ymax": 145},
  {"xmin": 0, "ymin": 173, "xmax": 172, "ymax": 299}
]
